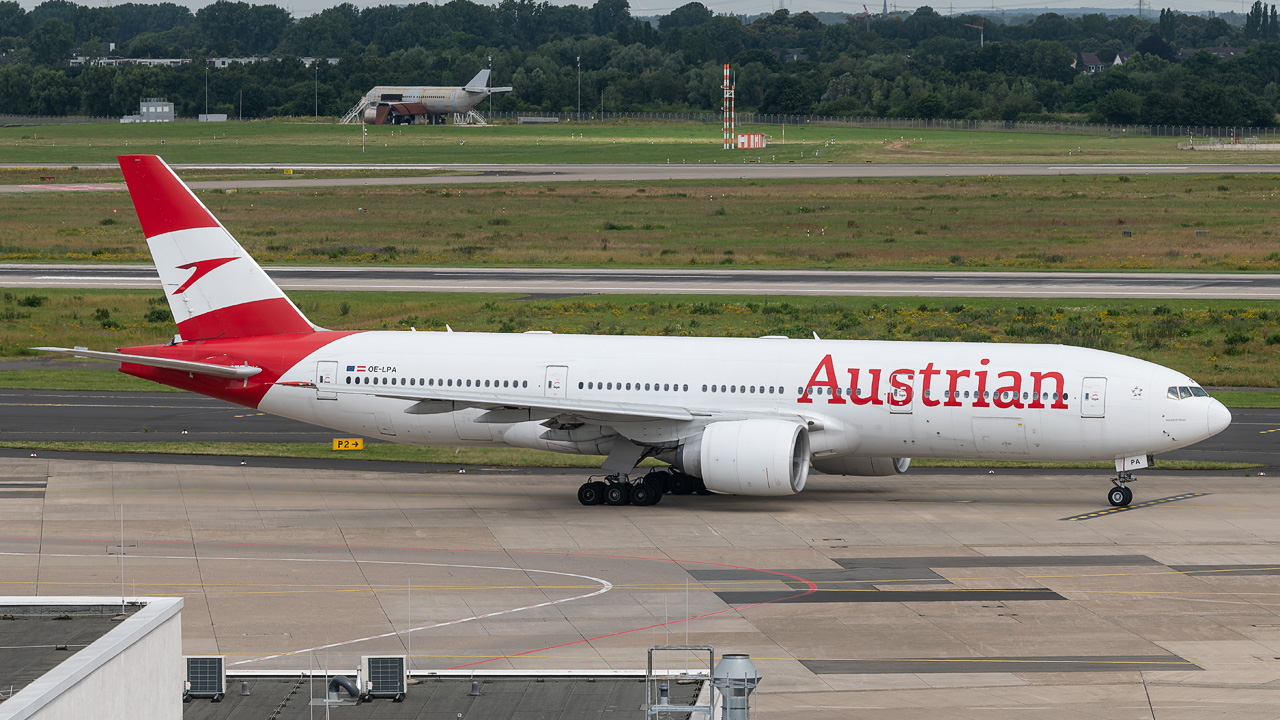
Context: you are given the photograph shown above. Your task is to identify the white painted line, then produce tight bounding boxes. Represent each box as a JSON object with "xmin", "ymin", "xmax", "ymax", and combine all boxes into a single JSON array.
[{"xmin": 0, "ymin": 551, "xmax": 612, "ymax": 668}]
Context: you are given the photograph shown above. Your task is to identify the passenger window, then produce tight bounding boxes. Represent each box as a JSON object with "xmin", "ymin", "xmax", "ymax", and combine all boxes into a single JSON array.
[
  {"xmin": 702, "ymin": 384, "xmax": 708, "ymax": 392},
  {"xmin": 722, "ymin": 385, "xmax": 728, "ymax": 393},
  {"xmin": 346, "ymin": 377, "xmax": 351, "ymax": 384},
  {"xmin": 522, "ymin": 381, "xmax": 527, "ymax": 388},
  {"xmin": 711, "ymin": 385, "xmax": 717, "ymax": 393},
  {"xmin": 364, "ymin": 377, "xmax": 369, "ymax": 384},
  {"xmin": 682, "ymin": 384, "xmax": 688, "ymax": 391},
  {"xmin": 409, "ymin": 378, "xmax": 415, "ymax": 386},
  {"xmin": 730, "ymin": 386, "xmax": 736, "ymax": 393}
]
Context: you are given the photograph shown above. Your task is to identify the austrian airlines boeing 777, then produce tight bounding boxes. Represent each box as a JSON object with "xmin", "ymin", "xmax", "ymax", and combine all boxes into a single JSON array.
[{"xmin": 39, "ymin": 156, "xmax": 1232, "ymax": 508}]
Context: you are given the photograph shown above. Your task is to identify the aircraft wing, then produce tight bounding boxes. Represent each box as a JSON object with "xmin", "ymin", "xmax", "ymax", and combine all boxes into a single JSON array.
[
  {"xmin": 34, "ymin": 346, "xmax": 262, "ymax": 379},
  {"xmin": 332, "ymin": 386, "xmax": 696, "ymax": 424}
]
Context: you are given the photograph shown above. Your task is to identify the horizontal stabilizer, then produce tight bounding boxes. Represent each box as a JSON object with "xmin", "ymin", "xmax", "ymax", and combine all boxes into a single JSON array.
[{"xmin": 33, "ymin": 347, "xmax": 262, "ymax": 379}]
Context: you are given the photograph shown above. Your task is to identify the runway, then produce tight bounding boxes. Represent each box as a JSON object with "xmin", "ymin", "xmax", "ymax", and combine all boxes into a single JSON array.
[
  {"xmin": 6, "ymin": 264, "xmax": 1280, "ymax": 299},
  {"xmin": 4, "ymin": 453, "xmax": 1280, "ymax": 718},
  {"xmin": 1, "ymin": 388, "xmax": 1274, "ymax": 468},
  {"xmin": 3, "ymin": 161, "xmax": 1280, "ymax": 194}
]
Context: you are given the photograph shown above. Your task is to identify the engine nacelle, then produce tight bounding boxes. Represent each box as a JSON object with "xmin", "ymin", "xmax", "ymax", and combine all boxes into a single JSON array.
[
  {"xmin": 811, "ymin": 456, "xmax": 911, "ymax": 476},
  {"xmin": 677, "ymin": 420, "xmax": 810, "ymax": 496}
]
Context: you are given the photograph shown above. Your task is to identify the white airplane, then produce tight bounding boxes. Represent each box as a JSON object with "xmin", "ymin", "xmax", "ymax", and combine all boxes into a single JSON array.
[
  {"xmin": 38, "ymin": 155, "xmax": 1232, "ymax": 509},
  {"xmin": 347, "ymin": 70, "xmax": 513, "ymax": 125}
]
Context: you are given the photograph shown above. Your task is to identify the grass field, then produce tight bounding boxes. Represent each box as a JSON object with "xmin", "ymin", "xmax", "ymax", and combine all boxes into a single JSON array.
[
  {"xmin": 4, "ymin": 173, "xmax": 1280, "ymax": 271},
  {"xmin": 0, "ymin": 440, "xmax": 1258, "ymax": 471},
  {"xmin": 3, "ymin": 289, "xmax": 1278, "ymax": 388},
  {"xmin": 0, "ymin": 120, "xmax": 1256, "ymax": 166}
]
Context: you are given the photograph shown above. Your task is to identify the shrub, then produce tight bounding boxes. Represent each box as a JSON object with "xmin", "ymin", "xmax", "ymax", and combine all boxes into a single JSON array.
[{"xmin": 17, "ymin": 295, "xmax": 47, "ymax": 308}]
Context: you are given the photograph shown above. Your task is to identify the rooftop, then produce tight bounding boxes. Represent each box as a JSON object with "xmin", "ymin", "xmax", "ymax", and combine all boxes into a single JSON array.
[
  {"xmin": 0, "ymin": 602, "xmax": 139, "ymax": 705},
  {"xmin": 181, "ymin": 676, "xmax": 702, "ymax": 720}
]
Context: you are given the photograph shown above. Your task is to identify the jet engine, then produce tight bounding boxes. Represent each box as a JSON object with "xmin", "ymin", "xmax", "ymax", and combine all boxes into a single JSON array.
[
  {"xmin": 811, "ymin": 456, "xmax": 911, "ymax": 476},
  {"xmin": 677, "ymin": 420, "xmax": 810, "ymax": 496}
]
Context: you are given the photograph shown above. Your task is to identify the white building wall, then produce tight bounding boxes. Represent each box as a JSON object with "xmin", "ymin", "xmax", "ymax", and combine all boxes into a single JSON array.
[{"xmin": 0, "ymin": 598, "xmax": 183, "ymax": 720}]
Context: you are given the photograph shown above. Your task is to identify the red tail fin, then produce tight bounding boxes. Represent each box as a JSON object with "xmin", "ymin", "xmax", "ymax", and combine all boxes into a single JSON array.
[{"xmin": 119, "ymin": 155, "xmax": 315, "ymax": 340}]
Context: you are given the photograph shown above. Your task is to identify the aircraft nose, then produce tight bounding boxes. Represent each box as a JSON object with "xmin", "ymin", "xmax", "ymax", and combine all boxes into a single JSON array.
[{"xmin": 1207, "ymin": 399, "xmax": 1232, "ymax": 436}]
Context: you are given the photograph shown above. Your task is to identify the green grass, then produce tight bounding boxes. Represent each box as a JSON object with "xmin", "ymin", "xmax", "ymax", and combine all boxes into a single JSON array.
[
  {"xmin": 3, "ymin": 290, "xmax": 1280, "ymax": 389},
  {"xmin": 0, "ymin": 367, "xmax": 181, "ymax": 391},
  {"xmin": 1208, "ymin": 390, "xmax": 1280, "ymax": 408},
  {"xmin": 0, "ymin": 120, "xmax": 1255, "ymax": 166},
  {"xmin": 0, "ymin": 440, "xmax": 662, "ymax": 468},
  {"xmin": 4, "ymin": 173, "xmax": 1280, "ymax": 271},
  {"xmin": 0, "ymin": 441, "xmax": 1257, "ymax": 471}
]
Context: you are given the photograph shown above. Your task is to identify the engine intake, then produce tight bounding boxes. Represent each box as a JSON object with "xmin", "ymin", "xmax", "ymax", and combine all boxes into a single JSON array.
[
  {"xmin": 811, "ymin": 456, "xmax": 911, "ymax": 476},
  {"xmin": 678, "ymin": 420, "xmax": 810, "ymax": 496}
]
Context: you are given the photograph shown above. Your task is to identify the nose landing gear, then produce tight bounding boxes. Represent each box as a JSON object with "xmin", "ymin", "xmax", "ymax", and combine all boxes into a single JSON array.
[{"xmin": 1108, "ymin": 472, "xmax": 1135, "ymax": 507}]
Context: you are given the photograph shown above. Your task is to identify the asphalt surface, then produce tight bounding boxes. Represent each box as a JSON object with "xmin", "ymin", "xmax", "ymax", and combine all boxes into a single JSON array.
[
  {"xmin": 8, "ymin": 454, "xmax": 1280, "ymax": 718},
  {"xmin": 3, "ymin": 161, "xmax": 1280, "ymax": 194},
  {"xmin": 6, "ymin": 264, "xmax": 1280, "ymax": 299},
  {"xmin": 1, "ymin": 388, "xmax": 1273, "ymax": 469}
]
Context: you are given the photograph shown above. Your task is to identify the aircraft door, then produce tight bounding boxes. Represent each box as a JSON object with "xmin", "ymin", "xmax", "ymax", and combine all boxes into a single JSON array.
[
  {"xmin": 316, "ymin": 361, "xmax": 337, "ymax": 400},
  {"xmin": 544, "ymin": 366, "xmax": 568, "ymax": 398},
  {"xmin": 888, "ymin": 370, "xmax": 914, "ymax": 414},
  {"xmin": 1080, "ymin": 377, "xmax": 1106, "ymax": 417}
]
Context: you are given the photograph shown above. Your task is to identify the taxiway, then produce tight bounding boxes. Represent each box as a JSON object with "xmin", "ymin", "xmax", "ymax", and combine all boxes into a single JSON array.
[{"xmin": 5, "ymin": 265, "xmax": 1280, "ymax": 299}]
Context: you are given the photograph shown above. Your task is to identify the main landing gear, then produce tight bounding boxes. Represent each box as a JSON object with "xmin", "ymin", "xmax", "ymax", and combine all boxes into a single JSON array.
[
  {"xmin": 1108, "ymin": 472, "xmax": 1136, "ymax": 507},
  {"xmin": 576, "ymin": 469, "xmax": 711, "ymax": 507}
]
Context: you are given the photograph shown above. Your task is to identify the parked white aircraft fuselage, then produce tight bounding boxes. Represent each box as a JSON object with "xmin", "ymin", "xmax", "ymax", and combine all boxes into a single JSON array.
[{"xmin": 263, "ymin": 331, "xmax": 1225, "ymax": 464}]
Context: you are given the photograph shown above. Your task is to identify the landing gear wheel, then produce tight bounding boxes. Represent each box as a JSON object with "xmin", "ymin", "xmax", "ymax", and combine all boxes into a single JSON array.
[
  {"xmin": 1108, "ymin": 486, "xmax": 1133, "ymax": 507},
  {"xmin": 605, "ymin": 483, "xmax": 632, "ymax": 506},
  {"xmin": 693, "ymin": 477, "xmax": 714, "ymax": 496},
  {"xmin": 577, "ymin": 481, "xmax": 605, "ymax": 506},
  {"xmin": 630, "ymin": 481, "xmax": 662, "ymax": 506},
  {"xmin": 668, "ymin": 473, "xmax": 696, "ymax": 495},
  {"xmin": 646, "ymin": 470, "xmax": 673, "ymax": 495}
]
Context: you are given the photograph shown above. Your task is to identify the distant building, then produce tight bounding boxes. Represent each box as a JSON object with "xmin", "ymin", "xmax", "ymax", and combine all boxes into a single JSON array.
[
  {"xmin": 1177, "ymin": 46, "xmax": 1245, "ymax": 60},
  {"xmin": 1112, "ymin": 51, "xmax": 1137, "ymax": 66},
  {"xmin": 121, "ymin": 97, "xmax": 175, "ymax": 123},
  {"xmin": 208, "ymin": 56, "xmax": 338, "ymax": 68},
  {"xmin": 71, "ymin": 56, "xmax": 191, "ymax": 67},
  {"xmin": 781, "ymin": 47, "xmax": 807, "ymax": 62},
  {"xmin": 1076, "ymin": 52, "xmax": 1107, "ymax": 74}
]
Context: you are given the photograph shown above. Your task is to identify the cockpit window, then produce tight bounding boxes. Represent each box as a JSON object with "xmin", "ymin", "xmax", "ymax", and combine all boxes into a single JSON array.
[{"xmin": 1169, "ymin": 385, "xmax": 1210, "ymax": 400}]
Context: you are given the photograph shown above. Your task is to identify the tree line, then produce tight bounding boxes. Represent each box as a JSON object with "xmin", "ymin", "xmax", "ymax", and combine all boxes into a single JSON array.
[{"xmin": 0, "ymin": 0, "xmax": 1277, "ymax": 127}]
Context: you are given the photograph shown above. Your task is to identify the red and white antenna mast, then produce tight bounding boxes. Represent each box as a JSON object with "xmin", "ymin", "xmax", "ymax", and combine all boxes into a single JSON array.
[{"xmin": 722, "ymin": 63, "xmax": 734, "ymax": 149}]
